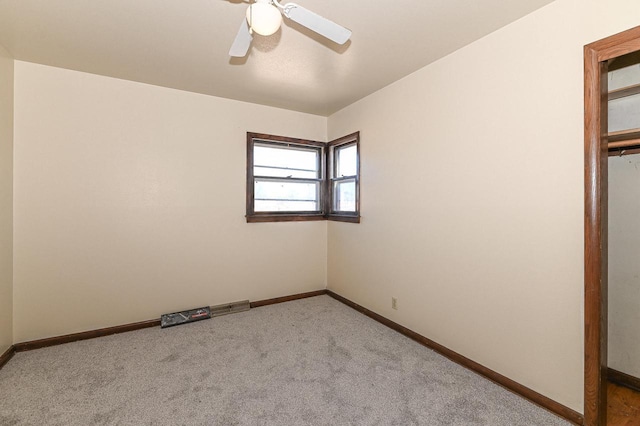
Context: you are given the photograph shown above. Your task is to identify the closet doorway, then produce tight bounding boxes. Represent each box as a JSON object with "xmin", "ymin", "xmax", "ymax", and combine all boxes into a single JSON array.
[{"xmin": 584, "ymin": 25, "xmax": 640, "ymax": 426}]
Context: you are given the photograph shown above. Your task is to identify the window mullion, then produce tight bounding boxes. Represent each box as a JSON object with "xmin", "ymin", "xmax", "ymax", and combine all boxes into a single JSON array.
[{"xmin": 254, "ymin": 176, "xmax": 322, "ymax": 184}]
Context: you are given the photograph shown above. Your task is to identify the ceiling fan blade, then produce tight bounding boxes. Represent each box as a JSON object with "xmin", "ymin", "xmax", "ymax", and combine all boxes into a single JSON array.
[
  {"xmin": 229, "ymin": 18, "xmax": 253, "ymax": 57},
  {"xmin": 283, "ymin": 4, "xmax": 351, "ymax": 45}
]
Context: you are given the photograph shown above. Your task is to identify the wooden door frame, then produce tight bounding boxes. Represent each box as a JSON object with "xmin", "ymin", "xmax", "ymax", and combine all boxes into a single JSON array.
[{"xmin": 584, "ymin": 25, "xmax": 640, "ymax": 426}]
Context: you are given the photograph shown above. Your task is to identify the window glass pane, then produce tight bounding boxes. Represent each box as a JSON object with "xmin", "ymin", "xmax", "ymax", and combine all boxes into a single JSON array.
[
  {"xmin": 255, "ymin": 180, "xmax": 319, "ymax": 212},
  {"xmin": 334, "ymin": 179, "xmax": 356, "ymax": 212},
  {"xmin": 254, "ymin": 144, "xmax": 319, "ymax": 178},
  {"xmin": 336, "ymin": 144, "xmax": 357, "ymax": 177},
  {"xmin": 255, "ymin": 200, "xmax": 318, "ymax": 212}
]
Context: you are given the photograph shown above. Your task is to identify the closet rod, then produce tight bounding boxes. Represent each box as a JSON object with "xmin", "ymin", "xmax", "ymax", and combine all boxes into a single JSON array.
[{"xmin": 608, "ymin": 147, "xmax": 640, "ymax": 157}]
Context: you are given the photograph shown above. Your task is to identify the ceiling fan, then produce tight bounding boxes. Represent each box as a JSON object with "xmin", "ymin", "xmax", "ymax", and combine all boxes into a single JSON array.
[{"xmin": 229, "ymin": 0, "xmax": 352, "ymax": 58}]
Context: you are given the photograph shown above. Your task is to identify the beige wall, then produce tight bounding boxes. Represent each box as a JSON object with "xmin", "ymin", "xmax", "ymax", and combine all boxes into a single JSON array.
[
  {"xmin": 13, "ymin": 61, "xmax": 327, "ymax": 343},
  {"xmin": 327, "ymin": 0, "xmax": 640, "ymax": 412},
  {"xmin": 609, "ymin": 156, "xmax": 640, "ymax": 379},
  {"xmin": 0, "ymin": 44, "xmax": 13, "ymax": 354}
]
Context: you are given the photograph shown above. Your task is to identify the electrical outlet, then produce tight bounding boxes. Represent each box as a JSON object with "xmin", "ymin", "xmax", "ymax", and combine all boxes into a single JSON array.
[{"xmin": 391, "ymin": 297, "xmax": 398, "ymax": 310}]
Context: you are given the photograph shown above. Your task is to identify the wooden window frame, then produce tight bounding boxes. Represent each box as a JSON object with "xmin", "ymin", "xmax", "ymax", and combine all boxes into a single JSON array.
[
  {"xmin": 246, "ymin": 132, "xmax": 361, "ymax": 223},
  {"xmin": 326, "ymin": 132, "xmax": 361, "ymax": 223},
  {"xmin": 246, "ymin": 133, "xmax": 326, "ymax": 223}
]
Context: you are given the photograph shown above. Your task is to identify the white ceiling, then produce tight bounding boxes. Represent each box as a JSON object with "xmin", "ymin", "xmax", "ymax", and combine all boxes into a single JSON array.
[{"xmin": 0, "ymin": 0, "xmax": 554, "ymax": 116}]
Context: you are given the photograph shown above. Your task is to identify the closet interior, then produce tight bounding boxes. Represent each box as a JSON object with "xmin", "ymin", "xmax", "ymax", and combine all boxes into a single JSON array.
[{"xmin": 607, "ymin": 50, "xmax": 640, "ymax": 424}]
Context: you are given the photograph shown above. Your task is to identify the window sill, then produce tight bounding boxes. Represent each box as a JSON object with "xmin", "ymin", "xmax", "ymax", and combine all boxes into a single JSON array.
[
  {"xmin": 246, "ymin": 214, "xmax": 360, "ymax": 223},
  {"xmin": 327, "ymin": 214, "xmax": 360, "ymax": 223},
  {"xmin": 246, "ymin": 214, "xmax": 326, "ymax": 223}
]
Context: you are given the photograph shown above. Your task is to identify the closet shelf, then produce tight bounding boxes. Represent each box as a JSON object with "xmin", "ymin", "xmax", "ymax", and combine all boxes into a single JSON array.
[
  {"xmin": 607, "ymin": 128, "xmax": 640, "ymax": 143},
  {"xmin": 608, "ymin": 83, "xmax": 640, "ymax": 100}
]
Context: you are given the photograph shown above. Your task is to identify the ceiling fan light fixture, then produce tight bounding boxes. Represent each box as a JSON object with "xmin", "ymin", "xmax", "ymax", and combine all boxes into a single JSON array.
[
  {"xmin": 246, "ymin": 2, "xmax": 282, "ymax": 36},
  {"xmin": 229, "ymin": 0, "xmax": 352, "ymax": 58}
]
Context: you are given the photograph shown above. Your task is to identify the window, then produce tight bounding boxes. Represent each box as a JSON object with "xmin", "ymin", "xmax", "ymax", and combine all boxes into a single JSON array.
[
  {"xmin": 246, "ymin": 132, "xmax": 360, "ymax": 223},
  {"xmin": 327, "ymin": 133, "xmax": 360, "ymax": 222},
  {"xmin": 247, "ymin": 133, "xmax": 326, "ymax": 222}
]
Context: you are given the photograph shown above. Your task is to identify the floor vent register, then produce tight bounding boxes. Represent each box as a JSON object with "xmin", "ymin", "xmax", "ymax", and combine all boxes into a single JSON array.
[{"xmin": 160, "ymin": 300, "xmax": 250, "ymax": 328}]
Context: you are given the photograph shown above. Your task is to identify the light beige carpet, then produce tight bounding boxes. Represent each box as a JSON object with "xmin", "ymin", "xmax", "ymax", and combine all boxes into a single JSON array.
[{"xmin": 0, "ymin": 295, "xmax": 570, "ymax": 425}]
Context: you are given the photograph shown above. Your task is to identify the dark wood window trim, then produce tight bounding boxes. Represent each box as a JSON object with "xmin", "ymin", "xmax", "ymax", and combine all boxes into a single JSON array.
[
  {"xmin": 246, "ymin": 132, "xmax": 361, "ymax": 223},
  {"xmin": 246, "ymin": 132, "xmax": 326, "ymax": 223},
  {"xmin": 326, "ymin": 132, "xmax": 361, "ymax": 223}
]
